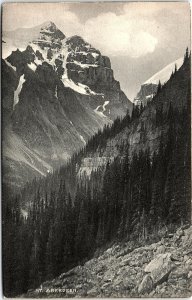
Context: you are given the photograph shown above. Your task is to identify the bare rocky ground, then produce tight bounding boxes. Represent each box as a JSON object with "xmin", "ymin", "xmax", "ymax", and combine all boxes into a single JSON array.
[{"xmin": 25, "ymin": 225, "xmax": 192, "ymax": 298}]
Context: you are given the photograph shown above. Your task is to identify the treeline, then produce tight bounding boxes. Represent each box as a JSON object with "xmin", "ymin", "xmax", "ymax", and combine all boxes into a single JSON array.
[{"xmin": 2, "ymin": 50, "xmax": 191, "ymax": 297}]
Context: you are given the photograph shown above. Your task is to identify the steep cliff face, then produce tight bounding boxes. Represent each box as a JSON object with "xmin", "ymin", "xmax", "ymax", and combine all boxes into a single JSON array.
[
  {"xmin": 2, "ymin": 21, "xmax": 132, "ymax": 190},
  {"xmin": 66, "ymin": 36, "xmax": 115, "ymax": 89}
]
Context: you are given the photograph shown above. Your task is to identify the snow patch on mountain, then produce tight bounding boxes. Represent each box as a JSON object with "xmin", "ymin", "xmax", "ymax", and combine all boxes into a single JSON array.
[
  {"xmin": 34, "ymin": 57, "xmax": 43, "ymax": 66},
  {"xmin": 91, "ymin": 52, "xmax": 99, "ymax": 58},
  {"xmin": 146, "ymin": 94, "xmax": 154, "ymax": 99},
  {"xmin": 55, "ymin": 86, "xmax": 58, "ymax": 99},
  {"xmin": 95, "ymin": 105, "xmax": 101, "ymax": 111},
  {"xmin": 94, "ymin": 101, "xmax": 109, "ymax": 117},
  {"xmin": 62, "ymin": 77, "xmax": 93, "ymax": 95},
  {"xmin": 30, "ymin": 43, "xmax": 47, "ymax": 60},
  {"xmin": 74, "ymin": 51, "xmax": 99, "ymax": 59},
  {"xmin": 28, "ymin": 62, "xmax": 37, "ymax": 72},
  {"xmin": 79, "ymin": 134, "xmax": 86, "ymax": 145},
  {"xmin": 14, "ymin": 75, "xmax": 26, "ymax": 108},
  {"xmin": 103, "ymin": 101, "xmax": 109, "ymax": 112},
  {"xmin": 72, "ymin": 61, "xmax": 98, "ymax": 69}
]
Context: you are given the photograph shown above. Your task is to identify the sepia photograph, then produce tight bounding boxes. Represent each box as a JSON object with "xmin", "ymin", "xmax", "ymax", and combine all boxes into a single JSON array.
[{"xmin": 1, "ymin": 2, "xmax": 191, "ymax": 298}]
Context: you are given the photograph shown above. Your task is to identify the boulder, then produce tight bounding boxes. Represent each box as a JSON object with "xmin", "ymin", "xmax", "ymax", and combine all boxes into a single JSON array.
[
  {"xmin": 87, "ymin": 287, "xmax": 99, "ymax": 297},
  {"xmin": 181, "ymin": 227, "xmax": 192, "ymax": 250},
  {"xmin": 145, "ymin": 253, "xmax": 175, "ymax": 285},
  {"xmin": 156, "ymin": 245, "xmax": 166, "ymax": 254},
  {"xmin": 173, "ymin": 228, "xmax": 184, "ymax": 243},
  {"xmin": 138, "ymin": 274, "xmax": 154, "ymax": 294},
  {"xmin": 188, "ymin": 271, "xmax": 192, "ymax": 279}
]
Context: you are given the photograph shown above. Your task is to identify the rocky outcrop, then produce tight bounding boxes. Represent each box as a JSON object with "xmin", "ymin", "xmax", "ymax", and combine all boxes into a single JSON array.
[
  {"xmin": 67, "ymin": 64, "xmax": 115, "ymax": 89},
  {"xmin": 65, "ymin": 37, "xmax": 115, "ymax": 91},
  {"xmin": 32, "ymin": 21, "xmax": 65, "ymax": 50},
  {"xmin": 78, "ymin": 157, "xmax": 114, "ymax": 177},
  {"xmin": 134, "ymin": 83, "xmax": 157, "ymax": 106},
  {"xmin": 24, "ymin": 225, "xmax": 192, "ymax": 298}
]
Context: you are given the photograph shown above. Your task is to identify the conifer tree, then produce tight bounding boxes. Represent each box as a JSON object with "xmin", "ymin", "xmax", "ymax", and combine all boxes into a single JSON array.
[
  {"xmin": 157, "ymin": 80, "xmax": 162, "ymax": 94},
  {"xmin": 75, "ymin": 199, "xmax": 89, "ymax": 260}
]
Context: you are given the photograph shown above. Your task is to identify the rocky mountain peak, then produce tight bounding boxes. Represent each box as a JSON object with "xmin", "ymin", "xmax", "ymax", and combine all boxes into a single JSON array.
[
  {"xmin": 2, "ymin": 21, "xmax": 132, "ymax": 190},
  {"xmin": 67, "ymin": 35, "xmax": 86, "ymax": 45},
  {"xmin": 40, "ymin": 21, "xmax": 57, "ymax": 30},
  {"xmin": 32, "ymin": 21, "xmax": 65, "ymax": 50}
]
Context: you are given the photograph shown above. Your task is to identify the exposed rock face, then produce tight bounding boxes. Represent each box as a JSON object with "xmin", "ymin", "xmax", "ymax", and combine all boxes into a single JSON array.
[
  {"xmin": 66, "ymin": 36, "xmax": 114, "ymax": 90},
  {"xmin": 78, "ymin": 157, "xmax": 114, "ymax": 177},
  {"xmin": 24, "ymin": 225, "xmax": 192, "ymax": 298},
  {"xmin": 2, "ymin": 22, "xmax": 132, "ymax": 190},
  {"xmin": 64, "ymin": 35, "xmax": 130, "ymax": 119},
  {"xmin": 134, "ymin": 83, "xmax": 157, "ymax": 106},
  {"xmin": 2, "ymin": 59, "xmax": 19, "ymax": 115},
  {"xmin": 32, "ymin": 21, "xmax": 65, "ymax": 50}
]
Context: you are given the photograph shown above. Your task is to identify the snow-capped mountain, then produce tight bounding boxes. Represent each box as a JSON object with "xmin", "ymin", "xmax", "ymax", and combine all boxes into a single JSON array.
[
  {"xmin": 2, "ymin": 21, "xmax": 132, "ymax": 190},
  {"xmin": 2, "ymin": 22, "xmax": 53, "ymax": 58},
  {"xmin": 134, "ymin": 57, "xmax": 183, "ymax": 106}
]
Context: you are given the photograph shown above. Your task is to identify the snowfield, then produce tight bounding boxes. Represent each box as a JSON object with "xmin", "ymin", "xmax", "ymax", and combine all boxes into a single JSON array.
[{"xmin": 144, "ymin": 57, "xmax": 183, "ymax": 85}]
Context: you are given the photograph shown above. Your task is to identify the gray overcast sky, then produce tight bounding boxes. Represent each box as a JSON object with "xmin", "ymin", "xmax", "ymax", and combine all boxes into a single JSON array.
[{"xmin": 3, "ymin": 2, "xmax": 191, "ymax": 99}]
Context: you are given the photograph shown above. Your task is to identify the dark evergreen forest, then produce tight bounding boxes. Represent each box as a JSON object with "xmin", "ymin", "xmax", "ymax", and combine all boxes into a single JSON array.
[{"xmin": 2, "ymin": 50, "xmax": 191, "ymax": 297}]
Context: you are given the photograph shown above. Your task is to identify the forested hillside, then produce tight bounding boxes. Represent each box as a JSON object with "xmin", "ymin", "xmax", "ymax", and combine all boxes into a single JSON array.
[{"xmin": 2, "ymin": 50, "xmax": 191, "ymax": 297}]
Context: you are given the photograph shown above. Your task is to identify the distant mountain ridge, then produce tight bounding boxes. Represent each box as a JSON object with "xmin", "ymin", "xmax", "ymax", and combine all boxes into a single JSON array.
[
  {"xmin": 2, "ymin": 21, "xmax": 132, "ymax": 190},
  {"xmin": 2, "ymin": 21, "xmax": 66, "ymax": 58},
  {"xmin": 134, "ymin": 57, "xmax": 183, "ymax": 106}
]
